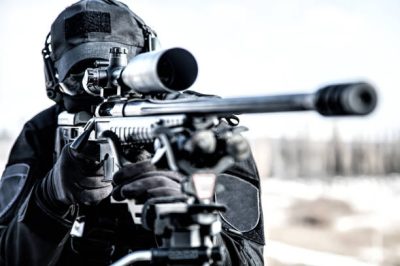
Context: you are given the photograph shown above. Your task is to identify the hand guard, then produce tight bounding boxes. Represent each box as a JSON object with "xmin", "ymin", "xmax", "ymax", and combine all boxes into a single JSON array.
[{"xmin": 112, "ymin": 161, "xmax": 185, "ymax": 203}]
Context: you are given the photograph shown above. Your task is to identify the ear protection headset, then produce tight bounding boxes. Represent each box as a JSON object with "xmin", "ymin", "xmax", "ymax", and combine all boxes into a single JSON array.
[
  {"xmin": 42, "ymin": 2, "xmax": 159, "ymax": 103},
  {"xmin": 42, "ymin": 33, "xmax": 63, "ymax": 103}
]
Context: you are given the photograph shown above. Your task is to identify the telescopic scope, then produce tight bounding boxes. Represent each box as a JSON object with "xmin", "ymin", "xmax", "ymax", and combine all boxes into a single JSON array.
[{"xmin": 83, "ymin": 47, "xmax": 198, "ymax": 97}]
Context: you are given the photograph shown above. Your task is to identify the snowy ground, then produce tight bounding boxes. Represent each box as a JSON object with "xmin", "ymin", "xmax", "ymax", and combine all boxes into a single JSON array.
[{"xmin": 262, "ymin": 177, "xmax": 400, "ymax": 266}]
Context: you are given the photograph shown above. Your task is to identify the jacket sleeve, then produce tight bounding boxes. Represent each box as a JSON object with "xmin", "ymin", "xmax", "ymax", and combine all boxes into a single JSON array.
[
  {"xmin": 0, "ymin": 105, "xmax": 74, "ymax": 266},
  {"xmin": 216, "ymin": 154, "xmax": 265, "ymax": 266},
  {"xmin": 0, "ymin": 183, "xmax": 73, "ymax": 266}
]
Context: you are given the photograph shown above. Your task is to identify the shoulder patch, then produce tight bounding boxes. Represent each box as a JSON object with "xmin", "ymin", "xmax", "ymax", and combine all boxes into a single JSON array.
[
  {"xmin": 0, "ymin": 163, "xmax": 30, "ymax": 218},
  {"xmin": 215, "ymin": 173, "xmax": 260, "ymax": 232}
]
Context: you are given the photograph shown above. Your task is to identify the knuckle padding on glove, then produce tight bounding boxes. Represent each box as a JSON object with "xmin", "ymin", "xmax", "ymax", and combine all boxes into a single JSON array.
[
  {"xmin": 112, "ymin": 165, "xmax": 185, "ymax": 201},
  {"xmin": 123, "ymin": 175, "xmax": 172, "ymax": 190},
  {"xmin": 146, "ymin": 187, "xmax": 182, "ymax": 198},
  {"xmin": 119, "ymin": 175, "xmax": 181, "ymax": 198},
  {"xmin": 113, "ymin": 161, "xmax": 156, "ymax": 184},
  {"xmin": 63, "ymin": 145, "xmax": 102, "ymax": 175}
]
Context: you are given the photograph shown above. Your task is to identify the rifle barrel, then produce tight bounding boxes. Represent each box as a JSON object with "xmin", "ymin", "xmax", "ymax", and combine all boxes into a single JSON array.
[
  {"xmin": 124, "ymin": 94, "xmax": 314, "ymax": 116},
  {"xmin": 102, "ymin": 82, "xmax": 377, "ymax": 117}
]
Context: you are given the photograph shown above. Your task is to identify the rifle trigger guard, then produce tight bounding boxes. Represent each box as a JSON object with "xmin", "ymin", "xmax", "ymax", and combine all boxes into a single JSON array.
[{"xmin": 152, "ymin": 134, "xmax": 179, "ymax": 171}]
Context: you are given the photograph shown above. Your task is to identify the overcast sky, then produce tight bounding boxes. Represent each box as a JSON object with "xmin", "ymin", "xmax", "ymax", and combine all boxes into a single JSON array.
[{"xmin": 0, "ymin": 0, "xmax": 399, "ymax": 140}]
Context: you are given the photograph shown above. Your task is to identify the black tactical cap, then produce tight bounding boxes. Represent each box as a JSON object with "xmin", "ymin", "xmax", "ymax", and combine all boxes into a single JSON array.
[{"xmin": 50, "ymin": 0, "xmax": 147, "ymax": 81}]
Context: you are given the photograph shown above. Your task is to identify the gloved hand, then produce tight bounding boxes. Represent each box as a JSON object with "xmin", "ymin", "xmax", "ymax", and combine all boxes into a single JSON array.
[
  {"xmin": 39, "ymin": 143, "xmax": 112, "ymax": 210},
  {"xmin": 112, "ymin": 160, "xmax": 185, "ymax": 203}
]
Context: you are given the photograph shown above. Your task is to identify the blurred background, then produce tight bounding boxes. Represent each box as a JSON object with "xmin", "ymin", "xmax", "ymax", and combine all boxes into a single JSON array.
[{"xmin": 0, "ymin": 0, "xmax": 399, "ymax": 265}]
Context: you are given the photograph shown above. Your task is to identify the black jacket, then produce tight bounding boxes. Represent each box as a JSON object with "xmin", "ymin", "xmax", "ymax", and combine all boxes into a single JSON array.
[{"xmin": 0, "ymin": 104, "xmax": 264, "ymax": 265}]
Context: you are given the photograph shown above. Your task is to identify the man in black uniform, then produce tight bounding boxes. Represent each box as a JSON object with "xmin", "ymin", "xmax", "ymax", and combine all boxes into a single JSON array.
[{"xmin": 0, "ymin": 0, "xmax": 265, "ymax": 265}]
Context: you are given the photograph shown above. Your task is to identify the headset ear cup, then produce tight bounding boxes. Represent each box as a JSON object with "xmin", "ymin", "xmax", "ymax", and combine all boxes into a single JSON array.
[{"xmin": 43, "ymin": 33, "xmax": 63, "ymax": 103}]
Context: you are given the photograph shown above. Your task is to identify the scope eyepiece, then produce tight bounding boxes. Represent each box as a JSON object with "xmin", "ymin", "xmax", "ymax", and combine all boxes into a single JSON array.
[{"xmin": 82, "ymin": 68, "xmax": 109, "ymax": 96}]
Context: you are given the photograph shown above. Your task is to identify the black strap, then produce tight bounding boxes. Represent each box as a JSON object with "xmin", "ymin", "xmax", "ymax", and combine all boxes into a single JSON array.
[{"xmin": 48, "ymin": 230, "xmax": 71, "ymax": 266}]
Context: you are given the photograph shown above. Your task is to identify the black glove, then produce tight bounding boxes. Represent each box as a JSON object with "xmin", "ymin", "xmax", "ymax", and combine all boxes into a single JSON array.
[
  {"xmin": 112, "ymin": 161, "xmax": 185, "ymax": 203},
  {"xmin": 38, "ymin": 143, "xmax": 112, "ymax": 211}
]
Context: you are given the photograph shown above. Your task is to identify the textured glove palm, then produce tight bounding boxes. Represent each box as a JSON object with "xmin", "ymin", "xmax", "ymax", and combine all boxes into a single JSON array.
[{"xmin": 112, "ymin": 161, "xmax": 184, "ymax": 203}]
